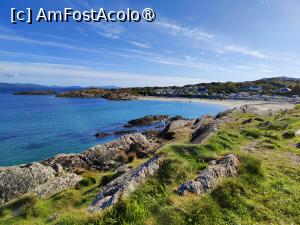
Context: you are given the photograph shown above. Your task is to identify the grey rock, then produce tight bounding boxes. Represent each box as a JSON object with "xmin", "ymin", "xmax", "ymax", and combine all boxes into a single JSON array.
[
  {"xmin": 191, "ymin": 115, "xmax": 232, "ymax": 144},
  {"xmin": 42, "ymin": 133, "xmax": 154, "ymax": 171},
  {"xmin": 125, "ymin": 115, "xmax": 169, "ymax": 127},
  {"xmin": 192, "ymin": 114, "xmax": 214, "ymax": 128},
  {"xmin": 295, "ymin": 129, "xmax": 300, "ymax": 136},
  {"xmin": 159, "ymin": 119, "xmax": 192, "ymax": 139},
  {"xmin": 0, "ymin": 163, "xmax": 81, "ymax": 204},
  {"xmin": 89, "ymin": 155, "xmax": 161, "ymax": 212},
  {"xmin": 177, "ymin": 154, "xmax": 240, "ymax": 196},
  {"xmin": 32, "ymin": 173, "xmax": 81, "ymax": 197},
  {"xmin": 52, "ymin": 163, "xmax": 64, "ymax": 174},
  {"xmin": 95, "ymin": 132, "xmax": 111, "ymax": 138}
]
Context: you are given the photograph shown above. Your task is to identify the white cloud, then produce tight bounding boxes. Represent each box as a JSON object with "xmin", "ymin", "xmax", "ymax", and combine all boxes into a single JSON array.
[
  {"xmin": 128, "ymin": 41, "xmax": 151, "ymax": 49},
  {"xmin": 223, "ymin": 45, "xmax": 266, "ymax": 59},
  {"xmin": 153, "ymin": 19, "xmax": 269, "ymax": 60},
  {"xmin": 0, "ymin": 61, "xmax": 211, "ymax": 87},
  {"xmin": 3, "ymin": 73, "xmax": 19, "ymax": 78},
  {"xmin": 155, "ymin": 21, "xmax": 215, "ymax": 41},
  {"xmin": 0, "ymin": 34, "xmax": 105, "ymax": 54}
]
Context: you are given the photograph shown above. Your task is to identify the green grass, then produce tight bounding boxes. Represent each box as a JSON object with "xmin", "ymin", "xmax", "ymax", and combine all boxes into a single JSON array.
[{"xmin": 1, "ymin": 107, "xmax": 300, "ymax": 224}]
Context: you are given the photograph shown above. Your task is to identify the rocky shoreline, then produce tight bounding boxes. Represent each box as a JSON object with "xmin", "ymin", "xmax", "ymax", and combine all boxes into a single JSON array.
[{"xmin": 0, "ymin": 103, "xmax": 296, "ymax": 213}]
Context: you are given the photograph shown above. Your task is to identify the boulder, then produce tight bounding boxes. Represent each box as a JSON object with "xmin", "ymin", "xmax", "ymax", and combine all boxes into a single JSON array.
[
  {"xmin": 295, "ymin": 129, "xmax": 300, "ymax": 136},
  {"xmin": 177, "ymin": 154, "xmax": 240, "ymax": 196},
  {"xmin": 89, "ymin": 155, "xmax": 161, "ymax": 212},
  {"xmin": 159, "ymin": 119, "xmax": 192, "ymax": 139},
  {"xmin": 192, "ymin": 114, "xmax": 214, "ymax": 128},
  {"xmin": 95, "ymin": 132, "xmax": 111, "ymax": 138},
  {"xmin": 42, "ymin": 133, "xmax": 154, "ymax": 171},
  {"xmin": 191, "ymin": 115, "xmax": 232, "ymax": 144},
  {"xmin": 113, "ymin": 130, "xmax": 137, "ymax": 136},
  {"xmin": 125, "ymin": 115, "xmax": 169, "ymax": 127},
  {"xmin": 0, "ymin": 163, "xmax": 81, "ymax": 204}
]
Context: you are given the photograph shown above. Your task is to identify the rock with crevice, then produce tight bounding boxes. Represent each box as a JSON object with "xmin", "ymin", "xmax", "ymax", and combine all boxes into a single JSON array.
[
  {"xmin": 159, "ymin": 119, "xmax": 192, "ymax": 140},
  {"xmin": 89, "ymin": 155, "xmax": 161, "ymax": 212},
  {"xmin": 177, "ymin": 154, "xmax": 240, "ymax": 196},
  {"xmin": 191, "ymin": 115, "xmax": 232, "ymax": 144},
  {"xmin": 42, "ymin": 133, "xmax": 154, "ymax": 171},
  {"xmin": 0, "ymin": 163, "xmax": 81, "ymax": 204}
]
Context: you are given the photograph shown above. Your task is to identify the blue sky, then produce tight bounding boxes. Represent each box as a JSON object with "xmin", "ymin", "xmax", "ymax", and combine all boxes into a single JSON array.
[{"xmin": 0, "ymin": 0, "xmax": 300, "ymax": 87}]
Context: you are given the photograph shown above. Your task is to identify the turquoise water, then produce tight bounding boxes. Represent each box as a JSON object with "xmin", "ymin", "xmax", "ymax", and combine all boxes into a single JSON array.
[{"xmin": 0, "ymin": 94, "xmax": 227, "ymax": 166}]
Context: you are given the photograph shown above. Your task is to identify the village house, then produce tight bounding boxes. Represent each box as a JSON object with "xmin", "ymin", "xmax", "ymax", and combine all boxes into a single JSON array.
[{"xmin": 277, "ymin": 87, "xmax": 292, "ymax": 93}]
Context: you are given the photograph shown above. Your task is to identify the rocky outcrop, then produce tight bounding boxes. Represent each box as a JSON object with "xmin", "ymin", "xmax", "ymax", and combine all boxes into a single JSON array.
[
  {"xmin": 191, "ymin": 114, "xmax": 232, "ymax": 144},
  {"xmin": 95, "ymin": 132, "xmax": 111, "ymax": 138},
  {"xmin": 0, "ymin": 163, "xmax": 81, "ymax": 204},
  {"xmin": 159, "ymin": 119, "xmax": 192, "ymax": 139},
  {"xmin": 57, "ymin": 88, "xmax": 138, "ymax": 101},
  {"xmin": 192, "ymin": 114, "xmax": 214, "ymax": 128},
  {"xmin": 124, "ymin": 115, "xmax": 169, "ymax": 127},
  {"xmin": 89, "ymin": 155, "xmax": 161, "ymax": 212},
  {"xmin": 42, "ymin": 133, "xmax": 155, "ymax": 171},
  {"xmin": 191, "ymin": 105, "xmax": 265, "ymax": 144},
  {"xmin": 103, "ymin": 92, "xmax": 137, "ymax": 101},
  {"xmin": 113, "ymin": 130, "xmax": 138, "ymax": 136},
  {"xmin": 177, "ymin": 154, "xmax": 240, "ymax": 196}
]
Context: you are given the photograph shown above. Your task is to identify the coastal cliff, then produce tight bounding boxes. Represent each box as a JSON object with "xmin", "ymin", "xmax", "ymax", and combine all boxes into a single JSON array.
[{"xmin": 0, "ymin": 104, "xmax": 299, "ymax": 225}]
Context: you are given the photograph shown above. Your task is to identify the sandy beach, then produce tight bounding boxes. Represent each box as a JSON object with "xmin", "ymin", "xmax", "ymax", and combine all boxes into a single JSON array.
[{"xmin": 138, "ymin": 96, "xmax": 295, "ymax": 111}]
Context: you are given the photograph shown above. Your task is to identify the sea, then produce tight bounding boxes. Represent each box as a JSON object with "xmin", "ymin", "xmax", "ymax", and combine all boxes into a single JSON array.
[{"xmin": 0, "ymin": 94, "xmax": 227, "ymax": 166}]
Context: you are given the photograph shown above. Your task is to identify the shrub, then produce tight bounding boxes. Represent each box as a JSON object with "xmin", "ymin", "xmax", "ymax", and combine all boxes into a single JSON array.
[
  {"xmin": 51, "ymin": 190, "xmax": 80, "ymax": 207},
  {"xmin": 242, "ymin": 118, "xmax": 252, "ymax": 124},
  {"xmin": 8, "ymin": 194, "xmax": 38, "ymax": 218},
  {"xmin": 75, "ymin": 177, "xmax": 97, "ymax": 190},
  {"xmin": 262, "ymin": 121, "xmax": 288, "ymax": 130},
  {"xmin": 241, "ymin": 128, "xmax": 261, "ymax": 139},
  {"xmin": 263, "ymin": 131, "xmax": 279, "ymax": 140},
  {"xmin": 157, "ymin": 159, "xmax": 188, "ymax": 184},
  {"xmin": 282, "ymin": 131, "xmax": 295, "ymax": 139},
  {"xmin": 103, "ymin": 197, "xmax": 148, "ymax": 225},
  {"xmin": 185, "ymin": 198, "xmax": 222, "ymax": 225},
  {"xmin": 156, "ymin": 206, "xmax": 185, "ymax": 225},
  {"xmin": 211, "ymin": 180, "xmax": 246, "ymax": 210},
  {"xmin": 238, "ymin": 156, "xmax": 263, "ymax": 184},
  {"xmin": 100, "ymin": 172, "xmax": 122, "ymax": 186}
]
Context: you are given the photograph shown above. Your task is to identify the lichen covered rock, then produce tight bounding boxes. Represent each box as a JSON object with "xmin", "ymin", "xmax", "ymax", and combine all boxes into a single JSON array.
[
  {"xmin": 42, "ymin": 133, "xmax": 154, "ymax": 171},
  {"xmin": 0, "ymin": 163, "xmax": 81, "ymax": 204},
  {"xmin": 89, "ymin": 155, "xmax": 161, "ymax": 212},
  {"xmin": 177, "ymin": 154, "xmax": 240, "ymax": 196}
]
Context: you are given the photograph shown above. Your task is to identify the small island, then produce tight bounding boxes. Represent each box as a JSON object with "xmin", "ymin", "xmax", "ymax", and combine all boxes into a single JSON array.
[{"xmin": 14, "ymin": 90, "xmax": 57, "ymax": 96}]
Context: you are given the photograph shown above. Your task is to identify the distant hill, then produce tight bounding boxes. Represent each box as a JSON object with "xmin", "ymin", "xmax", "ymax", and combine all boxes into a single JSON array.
[{"xmin": 0, "ymin": 82, "xmax": 118, "ymax": 94}]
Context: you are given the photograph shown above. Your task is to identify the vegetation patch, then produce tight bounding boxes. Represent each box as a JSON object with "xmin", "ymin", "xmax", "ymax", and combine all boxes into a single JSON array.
[
  {"xmin": 75, "ymin": 177, "xmax": 97, "ymax": 190},
  {"xmin": 241, "ymin": 128, "xmax": 262, "ymax": 139},
  {"xmin": 282, "ymin": 131, "xmax": 296, "ymax": 139}
]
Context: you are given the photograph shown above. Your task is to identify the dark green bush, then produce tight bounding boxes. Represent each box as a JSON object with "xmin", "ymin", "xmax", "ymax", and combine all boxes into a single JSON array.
[
  {"xmin": 100, "ymin": 172, "xmax": 123, "ymax": 186},
  {"xmin": 263, "ymin": 131, "xmax": 279, "ymax": 140},
  {"xmin": 241, "ymin": 128, "xmax": 261, "ymax": 139},
  {"xmin": 282, "ymin": 131, "xmax": 295, "ymax": 139},
  {"xmin": 75, "ymin": 176, "xmax": 97, "ymax": 190}
]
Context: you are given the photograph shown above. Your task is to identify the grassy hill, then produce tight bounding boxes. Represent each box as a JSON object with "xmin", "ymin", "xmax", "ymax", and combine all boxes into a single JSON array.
[{"xmin": 1, "ymin": 105, "xmax": 299, "ymax": 225}]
